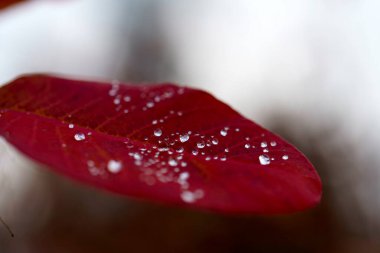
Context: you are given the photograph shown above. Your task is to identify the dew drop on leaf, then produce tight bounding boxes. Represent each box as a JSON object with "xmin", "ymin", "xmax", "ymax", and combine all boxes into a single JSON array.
[
  {"xmin": 179, "ymin": 134, "xmax": 189, "ymax": 143},
  {"xmin": 168, "ymin": 158, "xmax": 178, "ymax": 167},
  {"xmin": 179, "ymin": 172, "xmax": 189, "ymax": 181},
  {"xmin": 220, "ymin": 129, "xmax": 227, "ymax": 136},
  {"xmin": 107, "ymin": 160, "xmax": 122, "ymax": 174},
  {"xmin": 154, "ymin": 129, "xmax": 162, "ymax": 137},
  {"xmin": 282, "ymin": 155, "xmax": 289, "ymax": 160},
  {"xmin": 133, "ymin": 153, "xmax": 142, "ymax": 161},
  {"xmin": 259, "ymin": 154, "xmax": 270, "ymax": 165},
  {"xmin": 181, "ymin": 191, "xmax": 196, "ymax": 203},
  {"xmin": 197, "ymin": 141, "xmax": 205, "ymax": 149},
  {"xmin": 113, "ymin": 98, "xmax": 121, "ymax": 105},
  {"xmin": 74, "ymin": 133, "xmax": 86, "ymax": 141},
  {"xmin": 109, "ymin": 90, "xmax": 117, "ymax": 96}
]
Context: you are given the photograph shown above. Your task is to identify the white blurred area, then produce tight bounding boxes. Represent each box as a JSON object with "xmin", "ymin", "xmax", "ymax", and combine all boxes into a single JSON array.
[{"xmin": 0, "ymin": 0, "xmax": 380, "ymax": 251}]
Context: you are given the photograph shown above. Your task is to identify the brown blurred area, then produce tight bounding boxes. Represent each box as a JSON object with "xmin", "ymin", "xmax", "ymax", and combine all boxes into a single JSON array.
[
  {"xmin": 0, "ymin": 0, "xmax": 24, "ymax": 10},
  {"xmin": 1, "ymin": 1, "xmax": 380, "ymax": 252}
]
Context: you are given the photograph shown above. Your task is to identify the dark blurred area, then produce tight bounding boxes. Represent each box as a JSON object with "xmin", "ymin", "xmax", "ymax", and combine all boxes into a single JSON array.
[{"xmin": 1, "ymin": 0, "xmax": 380, "ymax": 252}]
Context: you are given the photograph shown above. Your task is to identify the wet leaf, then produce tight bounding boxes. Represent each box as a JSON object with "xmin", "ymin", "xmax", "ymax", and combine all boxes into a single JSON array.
[{"xmin": 0, "ymin": 74, "xmax": 321, "ymax": 214}]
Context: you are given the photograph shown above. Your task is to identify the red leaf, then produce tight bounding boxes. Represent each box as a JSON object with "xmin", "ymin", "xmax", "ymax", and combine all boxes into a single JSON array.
[{"xmin": 0, "ymin": 74, "xmax": 321, "ymax": 214}]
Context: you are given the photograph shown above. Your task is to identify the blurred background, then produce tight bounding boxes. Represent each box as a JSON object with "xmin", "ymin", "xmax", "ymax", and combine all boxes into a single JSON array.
[{"xmin": 0, "ymin": 0, "xmax": 380, "ymax": 252}]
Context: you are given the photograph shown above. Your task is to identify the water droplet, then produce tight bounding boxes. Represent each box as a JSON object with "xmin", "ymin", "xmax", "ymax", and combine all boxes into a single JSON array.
[
  {"xmin": 181, "ymin": 161, "xmax": 187, "ymax": 167},
  {"xmin": 176, "ymin": 147, "xmax": 184, "ymax": 153},
  {"xmin": 181, "ymin": 191, "xmax": 196, "ymax": 203},
  {"xmin": 220, "ymin": 129, "xmax": 227, "ymax": 136},
  {"xmin": 212, "ymin": 138, "xmax": 219, "ymax": 145},
  {"xmin": 263, "ymin": 148, "xmax": 269, "ymax": 153},
  {"xmin": 133, "ymin": 153, "xmax": 142, "ymax": 161},
  {"xmin": 192, "ymin": 150, "xmax": 198, "ymax": 155},
  {"xmin": 68, "ymin": 124, "xmax": 74, "ymax": 129},
  {"xmin": 168, "ymin": 158, "xmax": 178, "ymax": 167},
  {"xmin": 282, "ymin": 155, "xmax": 289, "ymax": 160},
  {"xmin": 179, "ymin": 134, "xmax": 189, "ymax": 143},
  {"xmin": 259, "ymin": 155, "xmax": 270, "ymax": 165},
  {"xmin": 113, "ymin": 98, "xmax": 121, "ymax": 105},
  {"xmin": 74, "ymin": 133, "xmax": 86, "ymax": 141},
  {"xmin": 179, "ymin": 172, "xmax": 189, "ymax": 181},
  {"xmin": 107, "ymin": 160, "xmax": 122, "ymax": 173},
  {"xmin": 244, "ymin": 144, "xmax": 250, "ymax": 149},
  {"xmin": 224, "ymin": 148, "xmax": 229, "ymax": 153},
  {"xmin": 109, "ymin": 90, "xmax": 118, "ymax": 96},
  {"xmin": 261, "ymin": 142, "xmax": 268, "ymax": 148},
  {"xmin": 154, "ymin": 129, "xmax": 162, "ymax": 137},
  {"xmin": 270, "ymin": 141, "xmax": 277, "ymax": 147},
  {"xmin": 197, "ymin": 141, "xmax": 205, "ymax": 149},
  {"xmin": 123, "ymin": 96, "xmax": 131, "ymax": 102},
  {"xmin": 146, "ymin": 102, "xmax": 154, "ymax": 108},
  {"xmin": 235, "ymin": 128, "xmax": 240, "ymax": 132}
]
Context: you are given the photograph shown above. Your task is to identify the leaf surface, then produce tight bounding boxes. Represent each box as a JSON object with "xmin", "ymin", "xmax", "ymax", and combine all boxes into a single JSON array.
[{"xmin": 0, "ymin": 74, "xmax": 321, "ymax": 214}]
